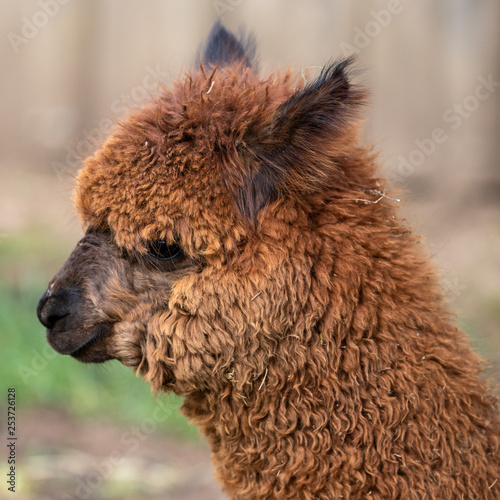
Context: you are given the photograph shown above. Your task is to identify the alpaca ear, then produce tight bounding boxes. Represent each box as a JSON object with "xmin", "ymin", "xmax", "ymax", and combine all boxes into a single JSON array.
[
  {"xmin": 227, "ymin": 58, "xmax": 367, "ymax": 223},
  {"xmin": 201, "ymin": 22, "xmax": 254, "ymax": 68}
]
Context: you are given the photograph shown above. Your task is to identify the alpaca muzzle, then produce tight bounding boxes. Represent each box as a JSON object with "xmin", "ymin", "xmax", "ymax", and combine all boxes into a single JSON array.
[
  {"xmin": 37, "ymin": 282, "xmax": 113, "ymax": 362},
  {"xmin": 36, "ymin": 230, "xmax": 133, "ymax": 363},
  {"xmin": 37, "ymin": 284, "xmax": 91, "ymax": 356}
]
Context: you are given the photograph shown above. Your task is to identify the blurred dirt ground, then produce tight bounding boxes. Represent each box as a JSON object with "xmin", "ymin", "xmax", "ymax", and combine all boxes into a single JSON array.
[{"xmin": 17, "ymin": 407, "xmax": 225, "ymax": 500}]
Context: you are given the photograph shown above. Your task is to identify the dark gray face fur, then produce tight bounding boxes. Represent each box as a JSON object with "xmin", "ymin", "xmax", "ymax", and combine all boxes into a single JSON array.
[{"xmin": 37, "ymin": 228, "xmax": 193, "ymax": 364}]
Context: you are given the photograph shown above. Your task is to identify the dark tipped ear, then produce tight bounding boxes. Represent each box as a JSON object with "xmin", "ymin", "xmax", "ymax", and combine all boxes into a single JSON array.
[
  {"xmin": 224, "ymin": 58, "xmax": 367, "ymax": 223},
  {"xmin": 257, "ymin": 58, "xmax": 366, "ymax": 186},
  {"xmin": 201, "ymin": 22, "xmax": 254, "ymax": 68}
]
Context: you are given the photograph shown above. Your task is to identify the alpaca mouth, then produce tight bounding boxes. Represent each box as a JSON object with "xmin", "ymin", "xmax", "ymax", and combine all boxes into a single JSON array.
[
  {"xmin": 69, "ymin": 323, "xmax": 113, "ymax": 360},
  {"xmin": 46, "ymin": 322, "xmax": 113, "ymax": 363}
]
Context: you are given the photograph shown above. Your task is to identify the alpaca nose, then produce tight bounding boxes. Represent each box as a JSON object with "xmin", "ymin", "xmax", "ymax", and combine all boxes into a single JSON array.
[{"xmin": 37, "ymin": 286, "xmax": 80, "ymax": 329}]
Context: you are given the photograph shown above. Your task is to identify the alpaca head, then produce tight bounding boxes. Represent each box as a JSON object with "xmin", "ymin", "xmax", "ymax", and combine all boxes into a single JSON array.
[{"xmin": 37, "ymin": 23, "xmax": 372, "ymax": 392}]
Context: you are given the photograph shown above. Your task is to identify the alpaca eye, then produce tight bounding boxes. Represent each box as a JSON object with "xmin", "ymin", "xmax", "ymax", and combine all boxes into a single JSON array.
[{"xmin": 147, "ymin": 240, "xmax": 183, "ymax": 261}]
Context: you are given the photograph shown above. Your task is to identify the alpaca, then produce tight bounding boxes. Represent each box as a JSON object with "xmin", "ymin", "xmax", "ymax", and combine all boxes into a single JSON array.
[{"xmin": 37, "ymin": 23, "xmax": 500, "ymax": 499}]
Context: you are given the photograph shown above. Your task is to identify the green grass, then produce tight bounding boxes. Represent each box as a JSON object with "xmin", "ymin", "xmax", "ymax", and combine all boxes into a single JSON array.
[{"xmin": 0, "ymin": 230, "xmax": 199, "ymax": 440}]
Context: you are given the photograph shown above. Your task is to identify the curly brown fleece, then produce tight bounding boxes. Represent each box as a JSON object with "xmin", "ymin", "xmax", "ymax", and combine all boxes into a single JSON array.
[{"xmin": 73, "ymin": 24, "xmax": 500, "ymax": 499}]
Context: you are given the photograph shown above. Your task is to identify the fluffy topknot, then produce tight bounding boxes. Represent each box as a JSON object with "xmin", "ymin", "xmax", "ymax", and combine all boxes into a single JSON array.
[{"xmin": 75, "ymin": 26, "xmax": 371, "ymax": 260}]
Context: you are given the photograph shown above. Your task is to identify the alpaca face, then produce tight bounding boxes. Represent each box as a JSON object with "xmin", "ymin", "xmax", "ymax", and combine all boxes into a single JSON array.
[{"xmin": 37, "ymin": 227, "xmax": 196, "ymax": 365}]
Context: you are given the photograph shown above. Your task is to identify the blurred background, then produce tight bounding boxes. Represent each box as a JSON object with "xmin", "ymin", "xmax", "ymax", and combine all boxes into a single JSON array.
[{"xmin": 1, "ymin": 1, "xmax": 499, "ymax": 499}]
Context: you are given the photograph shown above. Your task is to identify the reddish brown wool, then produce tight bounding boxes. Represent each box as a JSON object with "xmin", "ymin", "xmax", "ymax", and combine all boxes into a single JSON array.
[{"xmin": 40, "ymin": 24, "xmax": 500, "ymax": 499}]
